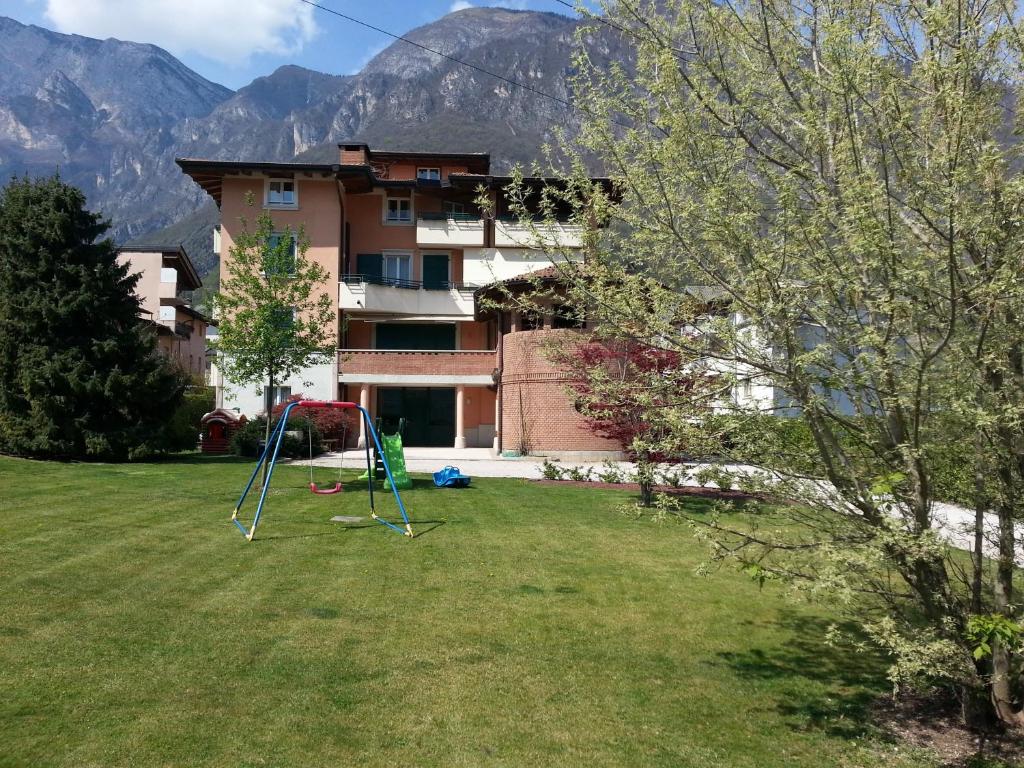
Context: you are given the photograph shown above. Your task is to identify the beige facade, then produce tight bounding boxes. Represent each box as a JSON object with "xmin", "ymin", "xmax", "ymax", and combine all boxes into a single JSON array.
[
  {"xmin": 117, "ymin": 246, "xmax": 210, "ymax": 380},
  {"xmin": 178, "ymin": 145, "xmax": 615, "ymax": 454}
]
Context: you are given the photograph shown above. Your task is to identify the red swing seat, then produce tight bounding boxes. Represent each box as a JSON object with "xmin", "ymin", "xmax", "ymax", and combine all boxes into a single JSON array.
[{"xmin": 309, "ymin": 482, "xmax": 343, "ymax": 495}]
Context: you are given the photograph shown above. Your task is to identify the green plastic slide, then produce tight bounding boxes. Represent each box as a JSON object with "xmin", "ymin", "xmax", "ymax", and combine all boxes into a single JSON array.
[
  {"xmin": 381, "ymin": 433, "xmax": 412, "ymax": 490},
  {"xmin": 359, "ymin": 433, "xmax": 413, "ymax": 489}
]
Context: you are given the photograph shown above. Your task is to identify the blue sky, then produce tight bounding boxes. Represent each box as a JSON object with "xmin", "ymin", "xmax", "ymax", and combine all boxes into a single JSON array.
[{"xmin": 4, "ymin": 0, "xmax": 589, "ymax": 90}]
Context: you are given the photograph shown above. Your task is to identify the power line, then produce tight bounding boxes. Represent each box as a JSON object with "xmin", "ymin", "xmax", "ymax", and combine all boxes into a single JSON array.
[
  {"xmin": 299, "ymin": 0, "xmax": 650, "ymax": 135},
  {"xmin": 553, "ymin": 0, "xmax": 693, "ymax": 61},
  {"xmin": 297, "ymin": 0, "xmax": 573, "ymax": 110}
]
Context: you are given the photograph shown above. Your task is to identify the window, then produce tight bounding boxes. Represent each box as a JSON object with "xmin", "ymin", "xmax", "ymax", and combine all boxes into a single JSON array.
[
  {"xmin": 519, "ymin": 310, "xmax": 542, "ymax": 331},
  {"xmin": 266, "ymin": 179, "xmax": 297, "ymax": 208},
  {"xmin": 265, "ymin": 232, "xmax": 297, "ymax": 276},
  {"xmin": 417, "ymin": 167, "xmax": 441, "ymax": 181},
  {"xmin": 553, "ymin": 304, "xmax": 585, "ymax": 329},
  {"xmin": 382, "ymin": 252, "xmax": 412, "ymax": 284},
  {"xmin": 269, "ymin": 306, "xmax": 295, "ymax": 331},
  {"xmin": 263, "ymin": 385, "xmax": 292, "ymax": 409},
  {"xmin": 386, "ymin": 197, "xmax": 412, "ymax": 223},
  {"xmin": 443, "ymin": 200, "xmax": 466, "ymax": 216}
]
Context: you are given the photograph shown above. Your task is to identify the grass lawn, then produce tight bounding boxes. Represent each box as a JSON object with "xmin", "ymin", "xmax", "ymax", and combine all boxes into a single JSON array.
[{"xmin": 0, "ymin": 454, "xmax": 939, "ymax": 767}]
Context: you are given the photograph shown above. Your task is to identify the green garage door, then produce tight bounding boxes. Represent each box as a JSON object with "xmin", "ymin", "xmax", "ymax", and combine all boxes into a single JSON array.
[{"xmin": 377, "ymin": 388, "xmax": 456, "ymax": 447}]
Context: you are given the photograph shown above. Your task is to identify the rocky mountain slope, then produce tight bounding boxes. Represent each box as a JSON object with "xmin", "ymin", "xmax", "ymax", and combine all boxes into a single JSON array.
[{"xmin": 0, "ymin": 8, "xmax": 625, "ymax": 280}]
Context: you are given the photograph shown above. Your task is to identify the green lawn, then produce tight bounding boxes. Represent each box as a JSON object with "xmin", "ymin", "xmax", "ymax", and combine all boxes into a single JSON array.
[{"xmin": 0, "ymin": 455, "xmax": 936, "ymax": 767}]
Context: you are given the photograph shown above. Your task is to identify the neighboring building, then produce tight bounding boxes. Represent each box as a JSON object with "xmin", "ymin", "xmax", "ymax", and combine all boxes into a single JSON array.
[
  {"xmin": 116, "ymin": 245, "xmax": 211, "ymax": 380},
  {"xmin": 177, "ymin": 144, "xmax": 616, "ymax": 456}
]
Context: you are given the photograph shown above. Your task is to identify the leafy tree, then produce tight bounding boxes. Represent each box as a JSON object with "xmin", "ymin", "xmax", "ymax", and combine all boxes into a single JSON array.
[
  {"xmin": 0, "ymin": 175, "xmax": 187, "ymax": 460},
  {"xmin": 212, "ymin": 196, "xmax": 336, "ymax": 465},
  {"xmin": 517, "ymin": 0, "xmax": 1024, "ymax": 728},
  {"xmin": 557, "ymin": 336, "xmax": 717, "ymax": 505}
]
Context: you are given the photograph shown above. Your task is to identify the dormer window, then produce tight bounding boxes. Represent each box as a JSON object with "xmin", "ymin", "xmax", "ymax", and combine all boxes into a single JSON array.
[
  {"xmin": 266, "ymin": 178, "xmax": 297, "ymax": 208},
  {"xmin": 417, "ymin": 167, "xmax": 441, "ymax": 182}
]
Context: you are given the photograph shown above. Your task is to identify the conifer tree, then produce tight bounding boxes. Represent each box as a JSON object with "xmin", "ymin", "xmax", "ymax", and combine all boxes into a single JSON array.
[{"xmin": 0, "ymin": 175, "xmax": 187, "ymax": 459}]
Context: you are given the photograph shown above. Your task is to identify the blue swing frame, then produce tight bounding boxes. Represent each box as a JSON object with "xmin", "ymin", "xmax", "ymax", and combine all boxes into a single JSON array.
[{"xmin": 231, "ymin": 399, "xmax": 413, "ymax": 540}]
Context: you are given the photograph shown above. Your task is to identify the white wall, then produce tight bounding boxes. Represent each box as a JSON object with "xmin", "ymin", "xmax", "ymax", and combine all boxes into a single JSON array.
[
  {"xmin": 220, "ymin": 357, "xmax": 338, "ymax": 416},
  {"xmin": 462, "ymin": 248, "xmax": 583, "ymax": 286}
]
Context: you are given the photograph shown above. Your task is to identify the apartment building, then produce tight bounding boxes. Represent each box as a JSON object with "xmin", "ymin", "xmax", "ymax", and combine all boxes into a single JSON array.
[
  {"xmin": 116, "ymin": 245, "xmax": 211, "ymax": 379},
  {"xmin": 178, "ymin": 144, "xmax": 619, "ymax": 456}
]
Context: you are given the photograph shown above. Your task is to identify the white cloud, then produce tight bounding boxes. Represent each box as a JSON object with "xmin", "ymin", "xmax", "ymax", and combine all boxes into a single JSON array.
[
  {"xmin": 43, "ymin": 0, "xmax": 319, "ymax": 67},
  {"xmin": 449, "ymin": 1, "xmax": 474, "ymax": 11}
]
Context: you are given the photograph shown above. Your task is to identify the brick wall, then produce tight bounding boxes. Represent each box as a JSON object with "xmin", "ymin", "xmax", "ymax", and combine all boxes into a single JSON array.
[
  {"xmin": 340, "ymin": 146, "xmax": 368, "ymax": 165},
  {"xmin": 340, "ymin": 349, "xmax": 496, "ymax": 377},
  {"xmin": 500, "ymin": 329, "xmax": 622, "ymax": 454}
]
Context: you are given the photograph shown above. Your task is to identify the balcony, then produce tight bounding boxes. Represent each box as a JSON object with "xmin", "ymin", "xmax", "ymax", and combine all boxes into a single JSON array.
[
  {"xmin": 338, "ymin": 348, "xmax": 497, "ymax": 385},
  {"xmin": 416, "ymin": 212, "xmax": 485, "ymax": 247},
  {"xmin": 494, "ymin": 219, "xmax": 584, "ymax": 249},
  {"xmin": 339, "ymin": 275, "xmax": 475, "ymax": 317}
]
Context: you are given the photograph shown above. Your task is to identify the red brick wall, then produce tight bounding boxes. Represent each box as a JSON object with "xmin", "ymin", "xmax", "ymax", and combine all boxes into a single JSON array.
[
  {"xmin": 340, "ymin": 350, "xmax": 496, "ymax": 377},
  {"xmin": 500, "ymin": 329, "xmax": 622, "ymax": 454},
  {"xmin": 340, "ymin": 146, "xmax": 368, "ymax": 165}
]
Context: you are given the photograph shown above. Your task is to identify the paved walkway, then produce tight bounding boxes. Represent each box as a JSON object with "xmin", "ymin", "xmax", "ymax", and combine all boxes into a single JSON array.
[
  {"xmin": 308, "ymin": 448, "xmax": 1022, "ymax": 562},
  {"xmin": 307, "ymin": 447, "xmax": 573, "ymax": 479}
]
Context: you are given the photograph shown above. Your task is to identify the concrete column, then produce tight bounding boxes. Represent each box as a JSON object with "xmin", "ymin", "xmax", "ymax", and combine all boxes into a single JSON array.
[
  {"xmin": 455, "ymin": 385, "xmax": 467, "ymax": 449},
  {"xmin": 357, "ymin": 383, "xmax": 370, "ymax": 448},
  {"xmin": 492, "ymin": 386, "xmax": 500, "ymax": 453}
]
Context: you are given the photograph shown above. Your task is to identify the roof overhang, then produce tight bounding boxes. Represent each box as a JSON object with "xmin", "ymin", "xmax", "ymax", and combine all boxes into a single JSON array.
[
  {"xmin": 362, "ymin": 148, "xmax": 491, "ymax": 174},
  {"xmin": 118, "ymin": 244, "xmax": 202, "ymax": 291},
  {"xmin": 175, "ymin": 159, "xmax": 375, "ymax": 205}
]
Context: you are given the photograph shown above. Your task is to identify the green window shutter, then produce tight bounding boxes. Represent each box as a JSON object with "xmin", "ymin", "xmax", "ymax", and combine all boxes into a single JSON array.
[
  {"xmin": 422, "ymin": 253, "xmax": 450, "ymax": 289},
  {"xmin": 357, "ymin": 253, "xmax": 383, "ymax": 280}
]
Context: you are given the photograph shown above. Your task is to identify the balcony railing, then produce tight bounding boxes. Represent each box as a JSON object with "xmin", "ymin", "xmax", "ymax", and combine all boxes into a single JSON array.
[
  {"xmin": 416, "ymin": 214, "xmax": 485, "ymax": 247},
  {"xmin": 494, "ymin": 218, "xmax": 584, "ymax": 249},
  {"xmin": 339, "ymin": 275, "xmax": 476, "ymax": 316},
  {"xmin": 419, "ymin": 212, "xmax": 480, "ymax": 222},
  {"xmin": 338, "ymin": 348, "xmax": 497, "ymax": 378},
  {"xmin": 341, "ymin": 273, "xmax": 475, "ymax": 291}
]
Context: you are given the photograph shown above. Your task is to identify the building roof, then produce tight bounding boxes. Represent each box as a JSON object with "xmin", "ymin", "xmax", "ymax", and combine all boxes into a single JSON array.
[
  {"xmin": 117, "ymin": 244, "xmax": 202, "ymax": 291},
  {"xmin": 177, "ymin": 148, "xmax": 610, "ymax": 206},
  {"xmin": 175, "ymin": 159, "xmax": 374, "ymax": 204},
  {"xmin": 472, "ymin": 265, "xmax": 575, "ymax": 320},
  {"xmin": 177, "ymin": 304, "xmax": 213, "ymax": 325}
]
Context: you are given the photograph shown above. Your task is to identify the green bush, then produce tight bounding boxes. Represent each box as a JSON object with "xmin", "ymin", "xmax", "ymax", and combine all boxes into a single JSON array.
[
  {"xmin": 163, "ymin": 387, "xmax": 215, "ymax": 452},
  {"xmin": 715, "ymin": 414, "xmax": 823, "ymax": 476},
  {"xmin": 718, "ymin": 413, "xmax": 975, "ymax": 506},
  {"xmin": 230, "ymin": 416, "xmax": 323, "ymax": 459}
]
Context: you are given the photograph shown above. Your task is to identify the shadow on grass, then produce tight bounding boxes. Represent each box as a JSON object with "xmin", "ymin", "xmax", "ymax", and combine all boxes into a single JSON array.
[
  {"xmin": 150, "ymin": 452, "xmax": 253, "ymax": 465},
  {"xmin": 714, "ymin": 611, "xmax": 890, "ymax": 741},
  {"xmin": 243, "ymin": 518, "xmax": 447, "ymax": 541}
]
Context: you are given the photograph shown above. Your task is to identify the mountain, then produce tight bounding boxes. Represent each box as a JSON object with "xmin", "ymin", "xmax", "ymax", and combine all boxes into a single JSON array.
[
  {"xmin": 0, "ymin": 9, "xmax": 626, "ymax": 281},
  {"xmin": 0, "ymin": 16, "xmax": 232, "ymax": 240}
]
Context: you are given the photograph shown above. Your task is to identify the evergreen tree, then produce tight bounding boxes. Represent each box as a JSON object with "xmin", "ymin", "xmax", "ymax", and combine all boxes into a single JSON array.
[{"xmin": 0, "ymin": 175, "xmax": 187, "ymax": 459}]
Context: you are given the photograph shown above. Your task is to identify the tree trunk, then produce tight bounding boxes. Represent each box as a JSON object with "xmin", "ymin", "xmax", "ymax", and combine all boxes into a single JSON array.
[
  {"xmin": 971, "ymin": 438, "xmax": 986, "ymax": 614},
  {"xmin": 637, "ymin": 456, "xmax": 654, "ymax": 508},
  {"xmin": 990, "ymin": 496, "xmax": 1024, "ymax": 727},
  {"xmin": 262, "ymin": 367, "xmax": 274, "ymax": 485}
]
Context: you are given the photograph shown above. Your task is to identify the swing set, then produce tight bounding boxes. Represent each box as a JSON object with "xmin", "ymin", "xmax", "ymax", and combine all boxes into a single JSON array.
[{"xmin": 231, "ymin": 399, "xmax": 413, "ymax": 541}]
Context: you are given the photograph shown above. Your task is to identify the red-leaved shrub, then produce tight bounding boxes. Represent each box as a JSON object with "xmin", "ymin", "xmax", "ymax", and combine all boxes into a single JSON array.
[{"xmin": 271, "ymin": 394, "xmax": 357, "ymax": 441}]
